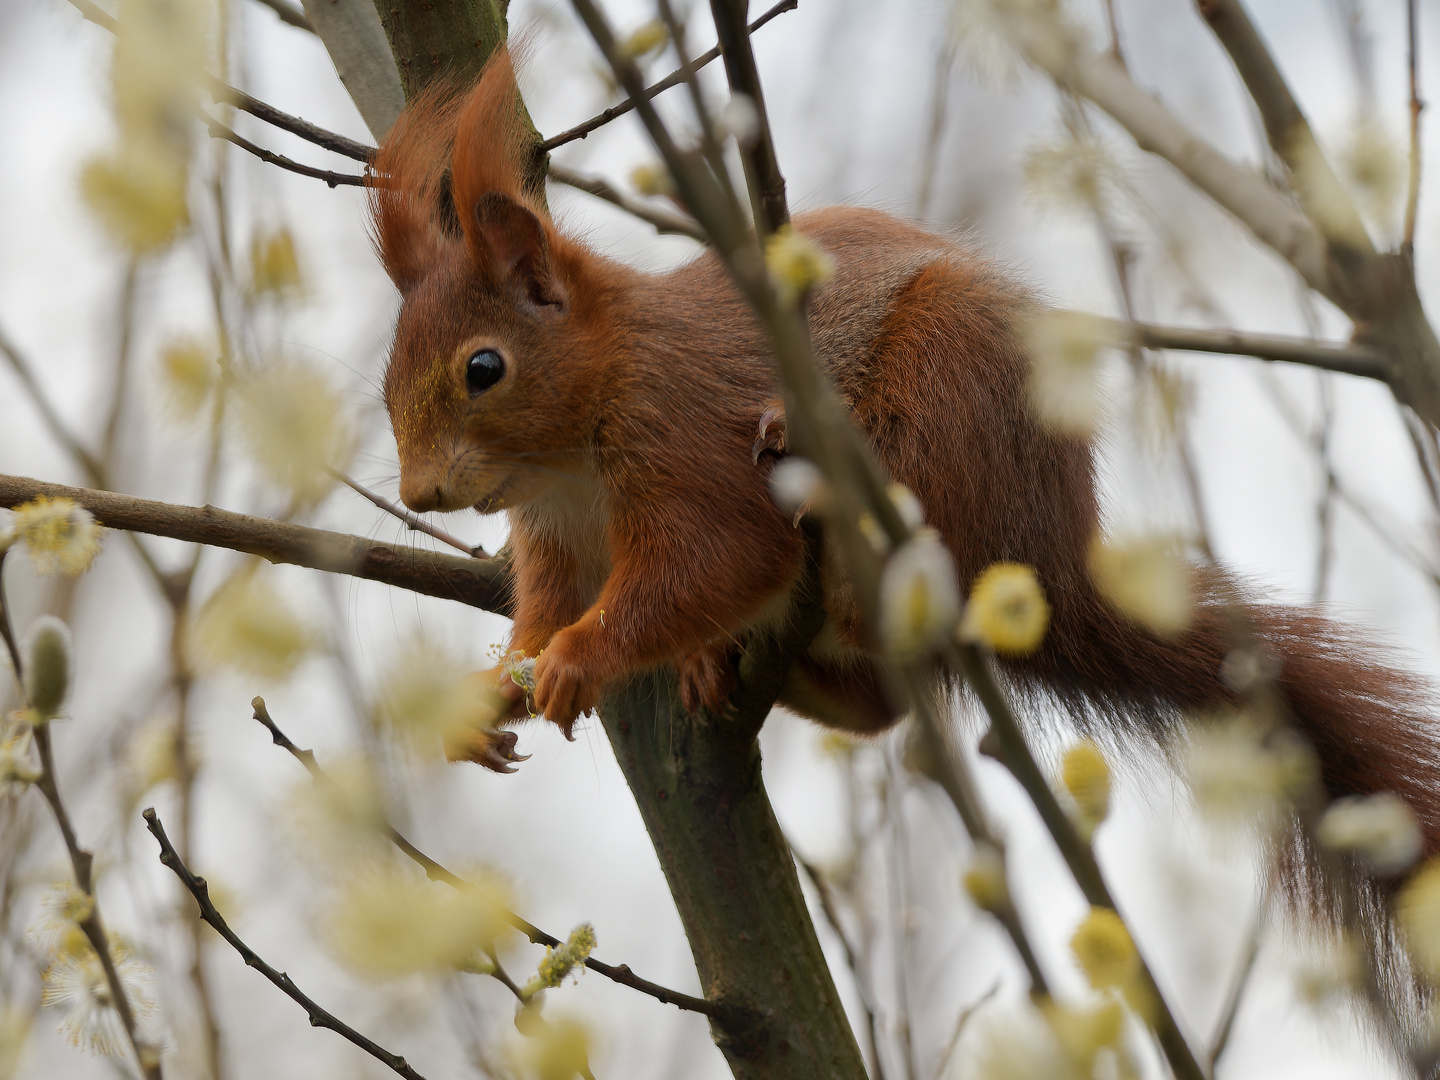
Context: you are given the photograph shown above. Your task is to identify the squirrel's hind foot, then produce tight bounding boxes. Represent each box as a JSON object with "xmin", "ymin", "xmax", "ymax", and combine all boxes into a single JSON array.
[{"xmin": 678, "ymin": 642, "xmax": 739, "ymax": 715}]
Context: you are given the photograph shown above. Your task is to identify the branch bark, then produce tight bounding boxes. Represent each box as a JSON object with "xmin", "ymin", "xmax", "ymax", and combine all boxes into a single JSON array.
[
  {"xmin": 1195, "ymin": 0, "xmax": 1375, "ymax": 261},
  {"xmin": 0, "ymin": 475, "xmax": 511, "ymax": 615}
]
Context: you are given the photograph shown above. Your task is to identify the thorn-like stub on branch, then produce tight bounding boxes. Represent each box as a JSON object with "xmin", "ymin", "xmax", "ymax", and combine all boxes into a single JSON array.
[{"xmin": 978, "ymin": 727, "xmax": 1003, "ymax": 761}]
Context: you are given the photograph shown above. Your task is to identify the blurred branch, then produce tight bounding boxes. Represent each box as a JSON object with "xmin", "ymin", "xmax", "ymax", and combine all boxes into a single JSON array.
[
  {"xmin": 67, "ymin": 0, "xmax": 376, "ymax": 165},
  {"xmin": 201, "ymin": 113, "xmax": 368, "ymax": 187},
  {"xmin": 329, "ymin": 469, "xmax": 490, "ymax": 558},
  {"xmin": 247, "ymin": 697, "xmax": 718, "ymax": 1016},
  {"xmin": 962, "ymin": 644, "xmax": 1205, "ymax": 1080},
  {"xmin": 101, "ymin": 259, "xmax": 139, "ymax": 470},
  {"xmin": 932, "ymin": 982, "xmax": 999, "ymax": 1080},
  {"xmin": 548, "ymin": 165, "xmax": 706, "ymax": 240},
  {"xmin": 249, "ymin": 0, "xmax": 313, "ymax": 33},
  {"xmin": 0, "ymin": 322, "xmax": 171, "ymax": 585},
  {"xmin": 0, "ymin": 325, "xmax": 105, "ymax": 481},
  {"xmin": 1208, "ymin": 917, "xmax": 1261, "ymax": 1072},
  {"xmin": 1406, "ymin": 0, "xmax": 1423, "ymax": 250},
  {"xmin": 0, "ymin": 555, "xmax": 162, "ymax": 1080},
  {"xmin": 1038, "ymin": 45, "xmax": 1331, "ymax": 293},
  {"xmin": 0, "ymin": 475, "xmax": 513, "ymax": 614},
  {"xmin": 708, "ymin": 0, "xmax": 790, "ymax": 233},
  {"xmin": 915, "ymin": 39, "xmax": 957, "ymax": 218},
  {"xmin": 537, "ymin": 0, "xmax": 798, "ymax": 154},
  {"xmin": 1195, "ymin": 0, "xmax": 1375, "ymax": 259},
  {"xmin": 1102, "ymin": 317, "xmax": 1395, "ymax": 381},
  {"xmin": 143, "ymin": 808, "xmax": 430, "ymax": 1080},
  {"xmin": 64, "ymin": 0, "xmax": 117, "ymax": 33}
]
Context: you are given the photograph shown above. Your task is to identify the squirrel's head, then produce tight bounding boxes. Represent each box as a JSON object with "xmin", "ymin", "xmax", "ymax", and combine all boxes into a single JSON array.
[{"xmin": 372, "ymin": 50, "xmax": 597, "ymax": 514}]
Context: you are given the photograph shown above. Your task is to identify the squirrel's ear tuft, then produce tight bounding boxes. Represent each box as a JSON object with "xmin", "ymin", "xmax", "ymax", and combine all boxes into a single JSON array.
[
  {"xmin": 473, "ymin": 192, "xmax": 567, "ymax": 313},
  {"xmin": 369, "ymin": 81, "xmax": 466, "ymax": 292},
  {"xmin": 451, "ymin": 47, "xmax": 538, "ymax": 226}
]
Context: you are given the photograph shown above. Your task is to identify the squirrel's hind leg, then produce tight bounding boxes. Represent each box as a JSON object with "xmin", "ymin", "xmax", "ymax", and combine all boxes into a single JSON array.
[
  {"xmin": 678, "ymin": 640, "xmax": 740, "ymax": 714},
  {"xmin": 777, "ymin": 655, "xmax": 900, "ymax": 734}
]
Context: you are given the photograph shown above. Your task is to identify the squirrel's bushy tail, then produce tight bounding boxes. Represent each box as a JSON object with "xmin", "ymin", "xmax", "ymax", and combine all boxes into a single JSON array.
[
  {"xmin": 1026, "ymin": 566, "xmax": 1440, "ymax": 1006},
  {"xmin": 1034, "ymin": 570, "xmax": 1440, "ymax": 853}
]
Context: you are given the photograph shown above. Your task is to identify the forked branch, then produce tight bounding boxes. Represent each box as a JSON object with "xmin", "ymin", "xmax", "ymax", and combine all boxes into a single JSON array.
[
  {"xmin": 247, "ymin": 697, "xmax": 717, "ymax": 1016},
  {"xmin": 143, "ymin": 809, "xmax": 430, "ymax": 1080}
]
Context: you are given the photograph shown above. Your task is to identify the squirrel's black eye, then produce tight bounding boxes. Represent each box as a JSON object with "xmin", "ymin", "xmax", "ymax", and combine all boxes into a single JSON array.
[{"xmin": 465, "ymin": 349, "xmax": 505, "ymax": 395}]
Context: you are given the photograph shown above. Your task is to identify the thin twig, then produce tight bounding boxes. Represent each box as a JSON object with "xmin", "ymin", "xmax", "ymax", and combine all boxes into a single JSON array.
[
  {"xmin": 0, "ymin": 474, "xmax": 512, "ymax": 614},
  {"xmin": 143, "ymin": 808, "xmax": 429, "ymax": 1080},
  {"xmin": 537, "ymin": 0, "xmax": 798, "ymax": 154},
  {"xmin": 247, "ymin": 698, "xmax": 718, "ymax": 1016},
  {"xmin": 248, "ymin": 0, "xmax": 313, "ymax": 33},
  {"xmin": 329, "ymin": 470, "xmax": 490, "ymax": 559},
  {"xmin": 67, "ymin": 0, "xmax": 372, "ymax": 164},
  {"xmin": 932, "ymin": 981, "xmax": 999, "ymax": 1080},
  {"xmin": 1108, "ymin": 317, "xmax": 1395, "ymax": 382},
  {"xmin": 202, "ymin": 113, "xmax": 367, "ymax": 187},
  {"xmin": 1406, "ymin": 0, "xmax": 1423, "ymax": 251},
  {"xmin": 959, "ymin": 644, "xmax": 1206, "ymax": 1080},
  {"xmin": 0, "ymin": 555, "xmax": 162, "ymax": 1080},
  {"xmin": 915, "ymin": 39, "xmax": 957, "ymax": 219},
  {"xmin": 707, "ymin": 0, "xmax": 789, "ymax": 234},
  {"xmin": 1208, "ymin": 917, "xmax": 1261, "ymax": 1072},
  {"xmin": 202, "ymin": 80, "xmax": 375, "ymax": 162},
  {"xmin": 548, "ymin": 165, "xmax": 706, "ymax": 240},
  {"xmin": 0, "ymin": 325, "xmax": 105, "ymax": 481}
]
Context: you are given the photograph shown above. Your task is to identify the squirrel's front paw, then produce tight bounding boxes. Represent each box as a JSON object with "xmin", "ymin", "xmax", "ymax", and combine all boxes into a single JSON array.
[
  {"xmin": 533, "ymin": 638, "xmax": 602, "ymax": 737},
  {"xmin": 446, "ymin": 726, "xmax": 530, "ymax": 773}
]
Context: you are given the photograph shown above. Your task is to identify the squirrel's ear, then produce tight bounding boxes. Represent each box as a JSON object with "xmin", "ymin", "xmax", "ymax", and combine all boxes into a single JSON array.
[{"xmin": 470, "ymin": 192, "xmax": 567, "ymax": 314}]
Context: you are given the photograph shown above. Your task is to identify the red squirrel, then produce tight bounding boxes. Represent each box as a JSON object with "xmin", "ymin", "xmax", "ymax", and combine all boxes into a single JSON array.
[{"xmin": 371, "ymin": 52, "xmax": 1440, "ymax": 861}]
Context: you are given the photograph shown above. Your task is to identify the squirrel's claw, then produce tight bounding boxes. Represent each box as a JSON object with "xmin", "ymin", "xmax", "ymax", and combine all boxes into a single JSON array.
[
  {"xmin": 752, "ymin": 402, "xmax": 789, "ymax": 464},
  {"xmin": 448, "ymin": 726, "xmax": 530, "ymax": 774}
]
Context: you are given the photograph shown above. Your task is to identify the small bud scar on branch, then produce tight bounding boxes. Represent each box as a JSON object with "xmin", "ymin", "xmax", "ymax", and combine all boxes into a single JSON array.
[
  {"xmin": 143, "ymin": 809, "xmax": 430, "ymax": 1080},
  {"xmin": 247, "ymin": 697, "xmax": 717, "ymax": 1016}
]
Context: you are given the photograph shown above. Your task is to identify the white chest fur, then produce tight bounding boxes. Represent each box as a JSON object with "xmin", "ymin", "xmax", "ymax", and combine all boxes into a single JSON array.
[{"xmin": 511, "ymin": 473, "xmax": 612, "ymax": 604}]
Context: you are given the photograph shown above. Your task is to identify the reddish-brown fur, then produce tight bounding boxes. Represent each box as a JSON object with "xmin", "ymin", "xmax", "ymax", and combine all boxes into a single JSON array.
[{"xmin": 372, "ymin": 53, "xmax": 1440, "ymax": 885}]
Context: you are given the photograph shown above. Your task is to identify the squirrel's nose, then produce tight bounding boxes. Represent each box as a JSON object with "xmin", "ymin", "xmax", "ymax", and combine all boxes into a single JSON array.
[{"xmin": 398, "ymin": 472, "xmax": 444, "ymax": 513}]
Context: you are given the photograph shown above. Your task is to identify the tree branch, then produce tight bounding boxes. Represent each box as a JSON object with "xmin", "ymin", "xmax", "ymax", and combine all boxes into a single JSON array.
[
  {"xmin": 1004, "ymin": 21, "xmax": 1332, "ymax": 295},
  {"xmin": 707, "ymin": 0, "xmax": 790, "ymax": 233},
  {"xmin": 143, "ymin": 808, "xmax": 429, "ymax": 1080},
  {"xmin": 548, "ymin": 164, "xmax": 705, "ymax": 240},
  {"xmin": 249, "ymin": 0, "xmax": 313, "ymax": 33},
  {"xmin": 537, "ymin": 0, "xmax": 798, "ymax": 154},
  {"xmin": 1195, "ymin": 0, "xmax": 1375, "ymax": 259},
  {"xmin": 201, "ymin": 113, "xmax": 367, "ymax": 186},
  {"xmin": 0, "ymin": 556, "xmax": 162, "ymax": 1080},
  {"xmin": 0, "ymin": 325, "xmax": 105, "ymax": 481},
  {"xmin": 202, "ymin": 80, "xmax": 375, "ymax": 162},
  {"xmin": 247, "ymin": 697, "xmax": 717, "ymax": 1015},
  {"xmin": 0, "ymin": 475, "xmax": 512, "ymax": 615},
  {"xmin": 962, "ymin": 644, "xmax": 1205, "ymax": 1080},
  {"xmin": 1103, "ymin": 317, "xmax": 1396, "ymax": 381},
  {"xmin": 328, "ymin": 470, "xmax": 490, "ymax": 559}
]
